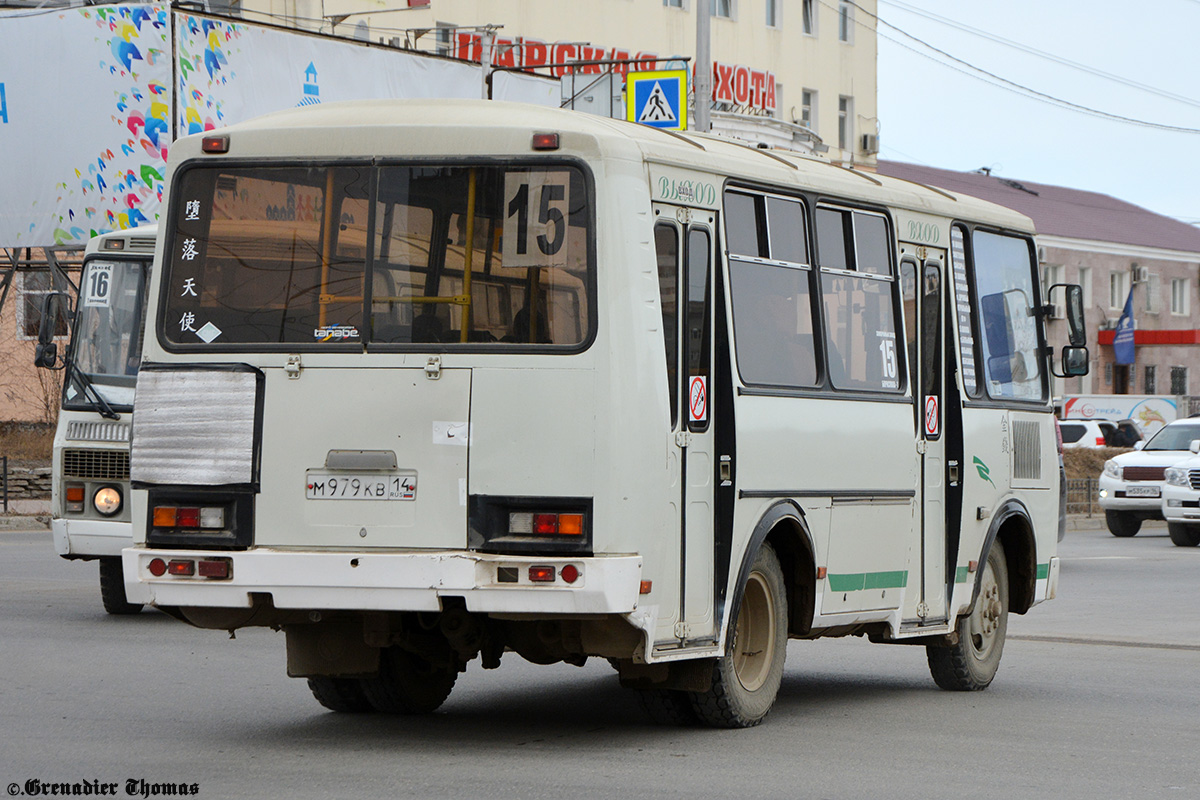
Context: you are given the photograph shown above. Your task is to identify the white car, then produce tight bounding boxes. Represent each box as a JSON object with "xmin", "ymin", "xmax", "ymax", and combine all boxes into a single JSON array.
[
  {"xmin": 1060, "ymin": 419, "xmax": 1116, "ymax": 448},
  {"xmin": 1098, "ymin": 418, "xmax": 1200, "ymax": 537},
  {"xmin": 1162, "ymin": 444, "xmax": 1200, "ymax": 547}
]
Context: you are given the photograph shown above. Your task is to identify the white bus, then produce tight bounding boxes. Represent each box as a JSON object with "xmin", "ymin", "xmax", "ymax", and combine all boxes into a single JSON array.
[
  {"xmin": 35, "ymin": 225, "xmax": 157, "ymax": 614},
  {"xmin": 124, "ymin": 100, "xmax": 1087, "ymax": 727}
]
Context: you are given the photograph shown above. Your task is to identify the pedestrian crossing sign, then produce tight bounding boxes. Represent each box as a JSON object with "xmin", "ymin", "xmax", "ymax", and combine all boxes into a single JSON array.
[{"xmin": 626, "ymin": 69, "xmax": 688, "ymax": 131}]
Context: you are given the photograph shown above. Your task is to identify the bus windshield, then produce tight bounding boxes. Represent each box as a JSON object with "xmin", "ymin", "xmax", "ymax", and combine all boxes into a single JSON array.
[
  {"xmin": 65, "ymin": 257, "xmax": 150, "ymax": 409},
  {"xmin": 162, "ymin": 163, "xmax": 592, "ymax": 349}
]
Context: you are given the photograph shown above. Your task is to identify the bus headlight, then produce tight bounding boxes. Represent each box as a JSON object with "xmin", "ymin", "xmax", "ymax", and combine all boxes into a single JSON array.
[
  {"xmin": 1165, "ymin": 467, "xmax": 1189, "ymax": 488},
  {"xmin": 93, "ymin": 486, "xmax": 123, "ymax": 516},
  {"xmin": 1103, "ymin": 460, "xmax": 1122, "ymax": 480}
]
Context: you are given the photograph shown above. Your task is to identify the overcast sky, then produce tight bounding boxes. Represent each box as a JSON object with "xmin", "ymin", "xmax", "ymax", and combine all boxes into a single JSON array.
[{"xmin": 874, "ymin": 0, "xmax": 1200, "ymax": 227}]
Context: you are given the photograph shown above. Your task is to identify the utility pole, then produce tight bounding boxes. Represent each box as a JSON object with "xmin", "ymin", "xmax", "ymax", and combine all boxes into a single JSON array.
[{"xmin": 695, "ymin": 0, "xmax": 712, "ymax": 132}]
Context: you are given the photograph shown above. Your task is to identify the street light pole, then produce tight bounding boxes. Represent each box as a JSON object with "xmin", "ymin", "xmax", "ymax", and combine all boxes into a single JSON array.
[{"xmin": 695, "ymin": 0, "xmax": 712, "ymax": 132}]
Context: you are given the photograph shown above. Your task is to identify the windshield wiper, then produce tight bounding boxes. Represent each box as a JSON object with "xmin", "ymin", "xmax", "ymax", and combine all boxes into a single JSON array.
[{"xmin": 67, "ymin": 358, "xmax": 120, "ymax": 420}]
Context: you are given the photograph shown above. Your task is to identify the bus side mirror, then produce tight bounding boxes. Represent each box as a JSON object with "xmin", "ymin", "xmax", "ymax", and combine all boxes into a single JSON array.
[
  {"xmin": 1049, "ymin": 283, "xmax": 1086, "ymax": 347},
  {"xmin": 1191, "ymin": 439, "xmax": 1200, "ymax": 454},
  {"xmin": 34, "ymin": 342, "xmax": 58, "ymax": 369},
  {"xmin": 34, "ymin": 292, "xmax": 71, "ymax": 369},
  {"xmin": 1054, "ymin": 345, "xmax": 1089, "ymax": 378}
]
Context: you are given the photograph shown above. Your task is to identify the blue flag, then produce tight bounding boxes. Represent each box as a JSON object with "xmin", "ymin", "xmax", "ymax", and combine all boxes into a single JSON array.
[{"xmin": 1113, "ymin": 287, "xmax": 1136, "ymax": 365}]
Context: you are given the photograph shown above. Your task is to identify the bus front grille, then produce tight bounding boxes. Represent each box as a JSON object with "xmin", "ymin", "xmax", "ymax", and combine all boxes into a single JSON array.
[{"xmin": 62, "ymin": 449, "xmax": 131, "ymax": 481}]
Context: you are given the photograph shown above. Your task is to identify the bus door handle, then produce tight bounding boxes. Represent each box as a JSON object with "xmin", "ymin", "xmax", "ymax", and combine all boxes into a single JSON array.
[
  {"xmin": 720, "ymin": 455, "xmax": 732, "ymax": 486},
  {"xmin": 948, "ymin": 460, "xmax": 960, "ymax": 486}
]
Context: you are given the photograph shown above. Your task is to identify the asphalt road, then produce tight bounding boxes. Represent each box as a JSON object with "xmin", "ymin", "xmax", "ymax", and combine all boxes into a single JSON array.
[{"xmin": 1, "ymin": 520, "xmax": 1197, "ymax": 800}]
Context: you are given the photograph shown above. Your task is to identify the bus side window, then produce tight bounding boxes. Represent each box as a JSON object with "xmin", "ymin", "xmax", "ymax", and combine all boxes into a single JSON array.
[
  {"xmin": 655, "ymin": 222, "xmax": 679, "ymax": 427},
  {"xmin": 817, "ymin": 207, "xmax": 901, "ymax": 392},
  {"xmin": 727, "ymin": 188, "xmax": 817, "ymax": 389},
  {"xmin": 971, "ymin": 230, "xmax": 1043, "ymax": 401}
]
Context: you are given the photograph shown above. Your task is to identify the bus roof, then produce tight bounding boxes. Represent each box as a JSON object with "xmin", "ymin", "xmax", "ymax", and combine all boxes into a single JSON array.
[
  {"xmin": 173, "ymin": 99, "xmax": 1034, "ymax": 235},
  {"xmin": 83, "ymin": 224, "xmax": 160, "ymax": 258}
]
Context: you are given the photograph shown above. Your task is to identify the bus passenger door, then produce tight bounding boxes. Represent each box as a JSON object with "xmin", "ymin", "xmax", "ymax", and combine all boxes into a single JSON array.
[
  {"xmin": 655, "ymin": 208, "xmax": 717, "ymax": 647},
  {"xmin": 902, "ymin": 254, "xmax": 949, "ymax": 625}
]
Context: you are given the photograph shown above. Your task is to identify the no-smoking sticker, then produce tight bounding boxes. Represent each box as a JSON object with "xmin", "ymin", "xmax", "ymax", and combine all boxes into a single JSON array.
[
  {"xmin": 924, "ymin": 395, "xmax": 940, "ymax": 437},
  {"xmin": 689, "ymin": 376, "xmax": 708, "ymax": 424}
]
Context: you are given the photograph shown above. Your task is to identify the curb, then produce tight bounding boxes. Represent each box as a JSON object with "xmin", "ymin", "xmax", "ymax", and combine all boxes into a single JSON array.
[{"xmin": 0, "ymin": 515, "xmax": 51, "ymax": 530}]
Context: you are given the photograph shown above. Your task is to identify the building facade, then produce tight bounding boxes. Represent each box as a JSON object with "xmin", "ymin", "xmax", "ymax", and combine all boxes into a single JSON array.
[
  {"xmin": 876, "ymin": 161, "xmax": 1200, "ymax": 407},
  {"xmin": 240, "ymin": 0, "xmax": 880, "ymax": 165}
]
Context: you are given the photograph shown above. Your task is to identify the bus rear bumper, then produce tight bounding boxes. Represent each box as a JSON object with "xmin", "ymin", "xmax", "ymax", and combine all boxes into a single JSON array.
[{"xmin": 122, "ymin": 548, "xmax": 643, "ymax": 616}]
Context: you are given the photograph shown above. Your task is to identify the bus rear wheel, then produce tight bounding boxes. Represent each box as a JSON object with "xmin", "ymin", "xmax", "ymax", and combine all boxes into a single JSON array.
[
  {"xmin": 360, "ymin": 647, "xmax": 457, "ymax": 714},
  {"xmin": 691, "ymin": 543, "xmax": 787, "ymax": 728},
  {"xmin": 99, "ymin": 557, "xmax": 143, "ymax": 615},
  {"xmin": 1105, "ymin": 510, "xmax": 1141, "ymax": 537},
  {"xmin": 1168, "ymin": 523, "xmax": 1200, "ymax": 547},
  {"xmin": 307, "ymin": 677, "xmax": 374, "ymax": 713},
  {"xmin": 927, "ymin": 544, "xmax": 1008, "ymax": 691}
]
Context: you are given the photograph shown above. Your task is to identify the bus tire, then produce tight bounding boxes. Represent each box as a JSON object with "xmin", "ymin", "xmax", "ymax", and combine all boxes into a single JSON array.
[
  {"xmin": 636, "ymin": 689, "xmax": 698, "ymax": 726},
  {"xmin": 307, "ymin": 677, "xmax": 374, "ymax": 713},
  {"xmin": 360, "ymin": 647, "xmax": 457, "ymax": 714},
  {"xmin": 99, "ymin": 557, "xmax": 143, "ymax": 615},
  {"xmin": 1105, "ymin": 510, "xmax": 1141, "ymax": 537},
  {"xmin": 927, "ymin": 543, "xmax": 1008, "ymax": 691},
  {"xmin": 1168, "ymin": 523, "xmax": 1200, "ymax": 547},
  {"xmin": 691, "ymin": 543, "xmax": 787, "ymax": 729}
]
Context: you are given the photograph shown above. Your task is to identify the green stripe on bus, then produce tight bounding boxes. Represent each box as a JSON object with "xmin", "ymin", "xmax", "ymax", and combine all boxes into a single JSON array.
[
  {"xmin": 1037, "ymin": 562, "xmax": 1049, "ymax": 580},
  {"xmin": 955, "ymin": 566, "xmax": 970, "ymax": 584},
  {"xmin": 827, "ymin": 570, "xmax": 908, "ymax": 592}
]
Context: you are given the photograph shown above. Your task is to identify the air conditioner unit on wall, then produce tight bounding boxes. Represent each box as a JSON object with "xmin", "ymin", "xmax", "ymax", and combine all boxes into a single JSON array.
[
  {"xmin": 860, "ymin": 134, "xmax": 879, "ymax": 155},
  {"xmin": 1135, "ymin": 266, "xmax": 1150, "ymax": 283}
]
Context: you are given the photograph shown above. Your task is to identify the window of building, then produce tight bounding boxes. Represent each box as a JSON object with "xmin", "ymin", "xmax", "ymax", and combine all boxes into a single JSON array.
[
  {"xmin": 435, "ymin": 22, "xmax": 456, "ymax": 55},
  {"xmin": 1144, "ymin": 364, "xmax": 1157, "ymax": 395},
  {"xmin": 766, "ymin": 0, "xmax": 779, "ymax": 27},
  {"xmin": 1172, "ymin": 278, "xmax": 1190, "ymax": 316},
  {"xmin": 838, "ymin": 96, "xmax": 853, "ymax": 151},
  {"xmin": 838, "ymin": 1, "xmax": 853, "ymax": 42},
  {"xmin": 1042, "ymin": 263, "xmax": 1063, "ymax": 317},
  {"xmin": 1144, "ymin": 272, "xmax": 1160, "ymax": 314},
  {"xmin": 713, "ymin": 0, "xmax": 734, "ymax": 19},
  {"xmin": 1109, "ymin": 271, "xmax": 1130, "ymax": 311},
  {"xmin": 1078, "ymin": 266, "xmax": 1092, "ymax": 313},
  {"xmin": 1104, "ymin": 362, "xmax": 1113, "ymax": 386},
  {"xmin": 1171, "ymin": 366, "xmax": 1188, "ymax": 396},
  {"xmin": 663, "ymin": 0, "xmax": 683, "ymax": 7},
  {"xmin": 803, "ymin": 0, "xmax": 816, "ymax": 34},
  {"xmin": 17, "ymin": 270, "xmax": 69, "ymax": 340},
  {"xmin": 800, "ymin": 89, "xmax": 815, "ymax": 129}
]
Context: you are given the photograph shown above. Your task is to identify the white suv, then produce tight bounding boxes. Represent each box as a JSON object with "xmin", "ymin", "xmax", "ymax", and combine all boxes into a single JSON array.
[
  {"xmin": 1099, "ymin": 418, "xmax": 1200, "ymax": 537},
  {"xmin": 1162, "ymin": 443, "xmax": 1200, "ymax": 547}
]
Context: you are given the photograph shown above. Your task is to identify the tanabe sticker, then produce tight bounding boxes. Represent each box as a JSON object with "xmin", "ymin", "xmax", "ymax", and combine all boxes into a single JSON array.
[{"xmin": 314, "ymin": 324, "xmax": 360, "ymax": 342}]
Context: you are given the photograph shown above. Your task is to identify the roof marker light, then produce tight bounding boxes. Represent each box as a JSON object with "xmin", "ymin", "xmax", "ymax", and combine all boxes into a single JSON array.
[
  {"xmin": 531, "ymin": 132, "xmax": 560, "ymax": 151},
  {"xmin": 201, "ymin": 134, "xmax": 229, "ymax": 154}
]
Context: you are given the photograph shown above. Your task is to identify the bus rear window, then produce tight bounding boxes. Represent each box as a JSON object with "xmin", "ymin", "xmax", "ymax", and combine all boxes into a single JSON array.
[{"xmin": 163, "ymin": 163, "xmax": 592, "ymax": 349}]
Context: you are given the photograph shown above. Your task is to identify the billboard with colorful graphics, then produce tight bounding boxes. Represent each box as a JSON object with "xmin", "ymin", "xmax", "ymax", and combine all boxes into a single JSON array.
[
  {"xmin": 0, "ymin": 5, "xmax": 556, "ymax": 249},
  {"xmin": 0, "ymin": 4, "xmax": 171, "ymax": 248}
]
